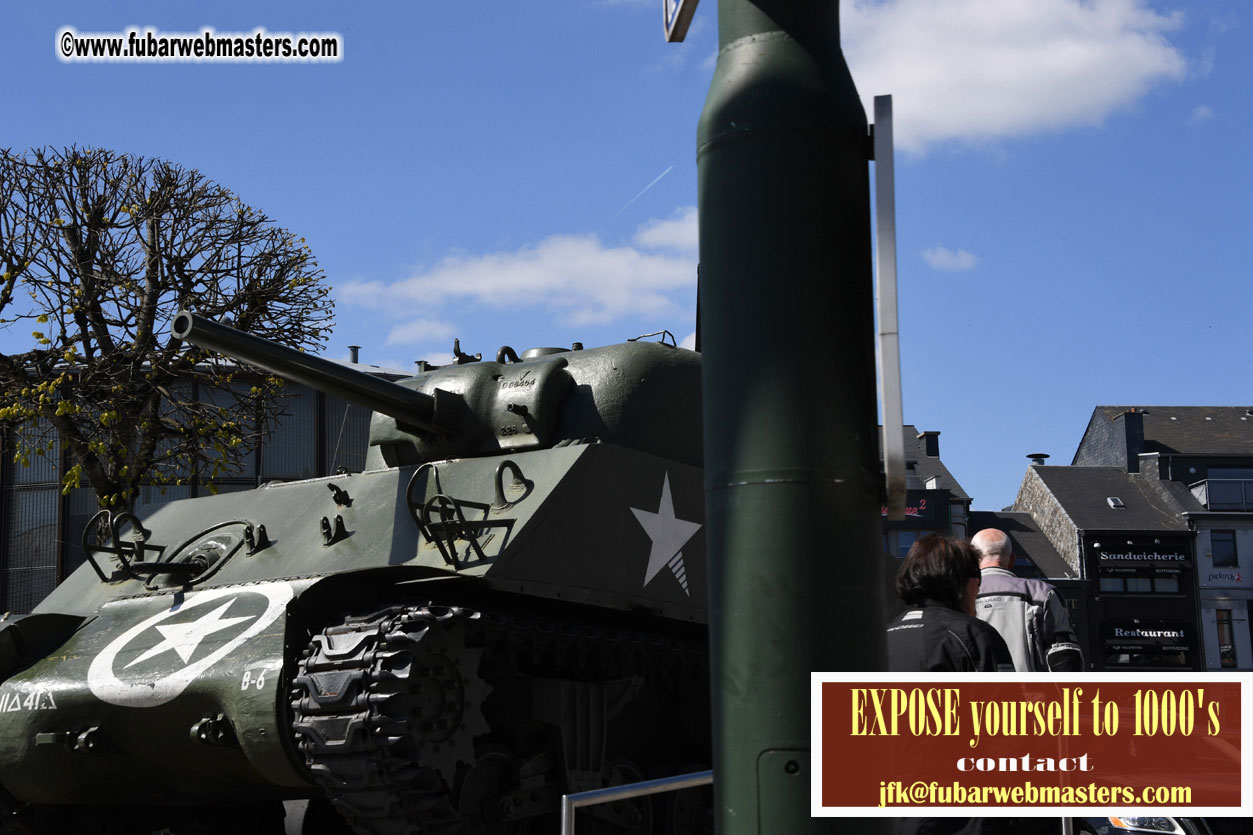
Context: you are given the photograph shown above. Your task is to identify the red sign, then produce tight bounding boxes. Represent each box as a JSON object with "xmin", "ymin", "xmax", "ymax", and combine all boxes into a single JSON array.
[{"xmin": 811, "ymin": 673, "xmax": 1249, "ymax": 816}]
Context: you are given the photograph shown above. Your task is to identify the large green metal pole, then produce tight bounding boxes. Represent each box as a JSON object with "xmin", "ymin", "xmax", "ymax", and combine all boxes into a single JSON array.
[{"xmin": 697, "ymin": 2, "xmax": 887, "ymax": 833}]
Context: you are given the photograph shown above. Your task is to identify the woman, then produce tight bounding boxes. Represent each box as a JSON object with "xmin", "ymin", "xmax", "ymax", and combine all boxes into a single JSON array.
[{"xmin": 885, "ymin": 533, "xmax": 1012, "ymax": 672}]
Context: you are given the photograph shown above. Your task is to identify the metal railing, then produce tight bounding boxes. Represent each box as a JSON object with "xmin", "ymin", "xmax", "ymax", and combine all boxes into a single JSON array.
[
  {"xmin": 559, "ymin": 769, "xmax": 713, "ymax": 835},
  {"xmin": 1190, "ymin": 478, "xmax": 1253, "ymax": 512}
]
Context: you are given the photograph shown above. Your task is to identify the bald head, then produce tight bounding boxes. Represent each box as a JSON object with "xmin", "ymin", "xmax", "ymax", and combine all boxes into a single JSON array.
[{"xmin": 971, "ymin": 528, "xmax": 1013, "ymax": 569}]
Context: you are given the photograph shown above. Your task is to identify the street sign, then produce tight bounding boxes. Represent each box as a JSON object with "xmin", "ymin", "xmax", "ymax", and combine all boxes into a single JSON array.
[{"xmin": 664, "ymin": 0, "xmax": 698, "ymax": 42}]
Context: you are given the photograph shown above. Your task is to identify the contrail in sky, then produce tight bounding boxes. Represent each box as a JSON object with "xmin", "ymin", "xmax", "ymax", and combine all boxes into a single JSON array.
[{"xmin": 608, "ymin": 165, "xmax": 674, "ymax": 223}]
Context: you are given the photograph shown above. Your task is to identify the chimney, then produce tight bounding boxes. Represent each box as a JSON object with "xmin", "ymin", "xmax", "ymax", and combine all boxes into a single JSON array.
[
  {"xmin": 1122, "ymin": 408, "xmax": 1145, "ymax": 473},
  {"xmin": 1028, "ymin": 452, "xmax": 1050, "ymax": 467},
  {"xmin": 917, "ymin": 430, "xmax": 940, "ymax": 458},
  {"xmin": 348, "ymin": 345, "xmax": 361, "ymax": 364}
]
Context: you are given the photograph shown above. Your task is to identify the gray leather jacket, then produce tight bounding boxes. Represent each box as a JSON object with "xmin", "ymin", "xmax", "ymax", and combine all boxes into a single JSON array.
[{"xmin": 975, "ymin": 567, "xmax": 1083, "ymax": 671}]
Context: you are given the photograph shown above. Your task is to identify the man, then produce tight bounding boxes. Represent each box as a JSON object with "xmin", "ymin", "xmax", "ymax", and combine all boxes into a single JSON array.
[{"xmin": 970, "ymin": 528, "xmax": 1084, "ymax": 672}]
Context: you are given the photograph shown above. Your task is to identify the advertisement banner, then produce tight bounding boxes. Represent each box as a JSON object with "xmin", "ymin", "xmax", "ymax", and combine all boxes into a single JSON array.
[{"xmin": 811, "ymin": 673, "xmax": 1249, "ymax": 817}]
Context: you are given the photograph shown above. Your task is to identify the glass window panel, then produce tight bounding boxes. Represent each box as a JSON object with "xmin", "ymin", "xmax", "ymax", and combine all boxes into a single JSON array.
[
  {"xmin": 324, "ymin": 395, "xmax": 372, "ymax": 474},
  {"xmin": 896, "ymin": 530, "xmax": 919, "ymax": 559},
  {"xmin": 262, "ymin": 386, "xmax": 317, "ymax": 481},
  {"xmin": 137, "ymin": 484, "xmax": 192, "ymax": 511},
  {"xmin": 199, "ymin": 382, "xmax": 257, "ymax": 479},
  {"xmin": 206, "ymin": 482, "xmax": 255, "ymax": 495},
  {"xmin": 1153, "ymin": 576, "xmax": 1179, "ymax": 593},
  {"xmin": 62, "ymin": 487, "xmax": 102, "ymax": 579},
  {"xmin": 1216, "ymin": 609, "xmax": 1236, "ymax": 668},
  {"xmin": 1209, "ymin": 467, "xmax": 1253, "ymax": 480},
  {"xmin": 5, "ymin": 488, "xmax": 59, "ymax": 570},
  {"xmin": 1099, "ymin": 578, "xmax": 1125, "ymax": 593},
  {"xmin": 1125, "ymin": 577, "xmax": 1153, "ymax": 593},
  {"xmin": 1207, "ymin": 481, "xmax": 1244, "ymax": 511},
  {"xmin": 151, "ymin": 380, "xmax": 196, "ymax": 483},
  {"xmin": 1211, "ymin": 530, "xmax": 1238, "ymax": 567},
  {"xmin": 2, "ymin": 567, "xmax": 57, "ymax": 614},
  {"xmin": 10, "ymin": 420, "xmax": 60, "ymax": 485}
]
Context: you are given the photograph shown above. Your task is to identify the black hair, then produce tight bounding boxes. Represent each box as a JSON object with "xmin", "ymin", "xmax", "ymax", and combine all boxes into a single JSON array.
[{"xmin": 894, "ymin": 533, "xmax": 980, "ymax": 612}]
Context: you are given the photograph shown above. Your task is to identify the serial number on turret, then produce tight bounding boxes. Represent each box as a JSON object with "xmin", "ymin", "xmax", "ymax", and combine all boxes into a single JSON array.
[{"xmin": 0, "ymin": 687, "xmax": 57, "ymax": 712}]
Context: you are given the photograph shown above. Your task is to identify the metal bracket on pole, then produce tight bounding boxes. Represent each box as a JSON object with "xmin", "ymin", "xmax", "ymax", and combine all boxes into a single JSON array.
[
  {"xmin": 874, "ymin": 95, "xmax": 907, "ymax": 522},
  {"xmin": 663, "ymin": 0, "xmax": 699, "ymax": 42}
]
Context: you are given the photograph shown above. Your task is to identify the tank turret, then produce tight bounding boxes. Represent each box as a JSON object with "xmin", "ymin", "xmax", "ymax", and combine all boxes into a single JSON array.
[{"xmin": 172, "ymin": 310, "xmax": 702, "ymax": 468}]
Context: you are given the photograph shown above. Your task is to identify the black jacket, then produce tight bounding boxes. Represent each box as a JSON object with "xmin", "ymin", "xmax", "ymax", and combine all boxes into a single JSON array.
[{"xmin": 886, "ymin": 601, "xmax": 1014, "ymax": 672}]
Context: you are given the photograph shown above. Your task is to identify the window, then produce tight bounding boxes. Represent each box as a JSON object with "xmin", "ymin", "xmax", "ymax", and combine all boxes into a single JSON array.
[
  {"xmin": 896, "ymin": 530, "xmax": 919, "ymax": 559},
  {"xmin": 1211, "ymin": 530, "xmax": 1238, "ymax": 567},
  {"xmin": 1099, "ymin": 569, "xmax": 1184, "ymax": 595},
  {"xmin": 1216, "ymin": 609, "xmax": 1236, "ymax": 669},
  {"xmin": 1153, "ymin": 576, "xmax": 1179, "ymax": 593},
  {"xmin": 1209, "ymin": 467, "xmax": 1253, "ymax": 480}
]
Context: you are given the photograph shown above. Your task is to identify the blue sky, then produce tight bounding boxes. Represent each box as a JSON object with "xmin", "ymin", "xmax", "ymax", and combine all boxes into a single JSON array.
[{"xmin": 3, "ymin": 1, "xmax": 1250, "ymax": 512}]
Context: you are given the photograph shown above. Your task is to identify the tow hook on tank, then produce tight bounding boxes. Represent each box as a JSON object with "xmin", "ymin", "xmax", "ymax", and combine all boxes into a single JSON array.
[
  {"xmin": 244, "ymin": 522, "xmax": 270, "ymax": 554},
  {"xmin": 34, "ymin": 726, "xmax": 105, "ymax": 755},
  {"xmin": 320, "ymin": 515, "xmax": 350, "ymax": 546},
  {"xmin": 190, "ymin": 714, "xmax": 238, "ymax": 748},
  {"xmin": 327, "ymin": 482, "xmax": 352, "ymax": 507}
]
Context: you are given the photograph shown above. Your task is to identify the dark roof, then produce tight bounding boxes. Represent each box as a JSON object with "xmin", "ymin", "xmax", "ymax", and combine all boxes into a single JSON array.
[
  {"xmin": 1030, "ymin": 466, "xmax": 1189, "ymax": 532},
  {"xmin": 968, "ymin": 511, "xmax": 1076, "ymax": 579},
  {"xmin": 879, "ymin": 424, "xmax": 970, "ymax": 501},
  {"xmin": 1154, "ymin": 477, "xmax": 1206, "ymax": 514},
  {"xmin": 1090, "ymin": 406, "xmax": 1253, "ymax": 457}
]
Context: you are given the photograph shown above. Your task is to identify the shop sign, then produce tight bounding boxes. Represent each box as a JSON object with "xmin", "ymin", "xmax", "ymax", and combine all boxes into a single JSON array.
[
  {"xmin": 880, "ymin": 489, "xmax": 948, "ymax": 529},
  {"xmin": 1202, "ymin": 568, "xmax": 1247, "ymax": 588},
  {"xmin": 1088, "ymin": 536, "xmax": 1191, "ymax": 567}
]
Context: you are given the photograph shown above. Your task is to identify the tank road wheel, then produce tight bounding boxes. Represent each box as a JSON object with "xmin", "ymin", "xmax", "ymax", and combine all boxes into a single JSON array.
[
  {"xmin": 290, "ymin": 605, "xmax": 489, "ymax": 835},
  {"xmin": 454, "ymin": 746, "xmax": 534, "ymax": 835}
]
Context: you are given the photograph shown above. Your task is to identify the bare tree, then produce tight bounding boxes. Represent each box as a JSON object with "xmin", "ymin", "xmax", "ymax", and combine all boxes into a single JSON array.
[{"xmin": 0, "ymin": 146, "xmax": 334, "ymax": 510}]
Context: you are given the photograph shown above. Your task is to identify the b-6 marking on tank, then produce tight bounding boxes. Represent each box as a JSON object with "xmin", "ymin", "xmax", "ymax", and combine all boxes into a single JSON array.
[
  {"xmin": 630, "ymin": 472, "xmax": 701, "ymax": 596},
  {"xmin": 87, "ymin": 583, "xmax": 293, "ymax": 707}
]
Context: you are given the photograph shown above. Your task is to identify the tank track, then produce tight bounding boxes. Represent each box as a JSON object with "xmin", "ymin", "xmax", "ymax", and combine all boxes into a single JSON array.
[
  {"xmin": 290, "ymin": 603, "xmax": 708, "ymax": 835},
  {"xmin": 291, "ymin": 605, "xmax": 472, "ymax": 835}
]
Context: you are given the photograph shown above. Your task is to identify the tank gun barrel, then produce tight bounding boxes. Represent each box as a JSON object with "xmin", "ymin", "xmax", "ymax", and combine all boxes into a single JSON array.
[{"xmin": 171, "ymin": 310, "xmax": 444, "ymax": 433}]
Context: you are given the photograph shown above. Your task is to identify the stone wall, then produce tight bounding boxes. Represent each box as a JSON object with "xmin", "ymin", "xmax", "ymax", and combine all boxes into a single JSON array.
[{"xmin": 1013, "ymin": 467, "xmax": 1082, "ymax": 576}]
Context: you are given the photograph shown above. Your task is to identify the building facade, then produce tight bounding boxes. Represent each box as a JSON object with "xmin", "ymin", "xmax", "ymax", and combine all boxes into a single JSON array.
[
  {"xmin": 0, "ymin": 372, "xmax": 389, "ymax": 614},
  {"xmin": 1003, "ymin": 406, "xmax": 1253, "ymax": 671},
  {"xmin": 880, "ymin": 427, "xmax": 971, "ymax": 557}
]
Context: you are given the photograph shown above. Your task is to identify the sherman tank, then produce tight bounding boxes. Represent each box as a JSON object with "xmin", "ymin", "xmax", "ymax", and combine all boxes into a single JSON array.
[{"xmin": 0, "ymin": 311, "xmax": 712, "ymax": 834}]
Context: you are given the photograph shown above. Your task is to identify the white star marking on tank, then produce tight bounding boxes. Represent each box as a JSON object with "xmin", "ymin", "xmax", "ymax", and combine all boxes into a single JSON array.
[
  {"xmin": 630, "ymin": 473, "xmax": 701, "ymax": 596},
  {"xmin": 88, "ymin": 583, "xmax": 293, "ymax": 708},
  {"xmin": 124, "ymin": 599, "xmax": 254, "ymax": 668}
]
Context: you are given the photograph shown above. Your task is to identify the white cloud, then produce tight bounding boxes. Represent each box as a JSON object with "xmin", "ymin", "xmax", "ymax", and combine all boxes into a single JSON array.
[
  {"xmin": 337, "ymin": 280, "xmax": 386, "ymax": 307},
  {"xmin": 843, "ymin": 0, "xmax": 1188, "ymax": 153},
  {"xmin": 633, "ymin": 206, "xmax": 698, "ymax": 253},
  {"xmin": 922, "ymin": 245, "xmax": 979, "ymax": 271},
  {"xmin": 1193, "ymin": 45, "xmax": 1215, "ymax": 78},
  {"xmin": 680, "ymin": 330, "xmax": 697, "ymax": 350},
  {"xmin": 418, "ymin": 352, "xmax": 454, "ymax": 368},
  {"xmin": 1189, "ymin": 104, "xmax": 1214, "ymax": 124},
  {"xmin": 340, "ymin": 210, "xmax": 698, "ymax": 328},
  {"xmin": 384, "ymin": 318, "xmax": 458, "ymax": 346}
]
